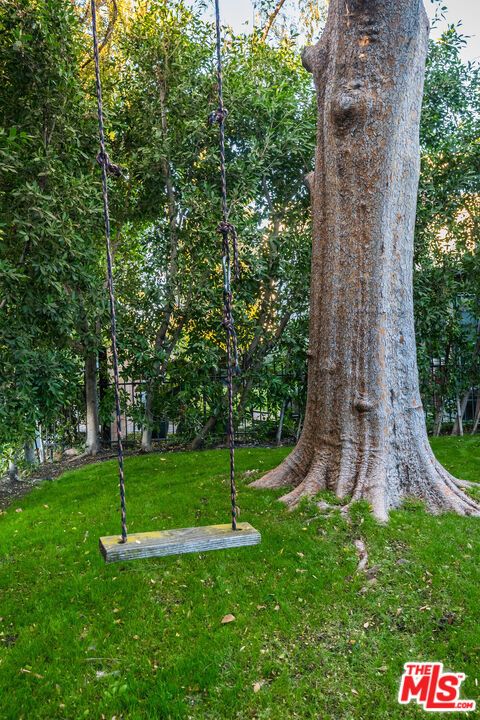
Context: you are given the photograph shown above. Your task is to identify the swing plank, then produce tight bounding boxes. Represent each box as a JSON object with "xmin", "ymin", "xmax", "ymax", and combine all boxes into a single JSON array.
[{"xmin": 99, "ymin": 522, "xmax": 261, "ymax": 563}]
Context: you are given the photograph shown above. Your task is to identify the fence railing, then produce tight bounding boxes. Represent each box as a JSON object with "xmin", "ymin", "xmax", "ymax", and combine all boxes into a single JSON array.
[{"xmin": 27, "ymin": 363, "xmax": 479, "ymax": 464}]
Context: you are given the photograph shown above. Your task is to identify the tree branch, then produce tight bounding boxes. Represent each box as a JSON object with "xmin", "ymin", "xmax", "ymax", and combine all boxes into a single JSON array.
[
  {"xmin": 81, "ymin": 0, "xmax": 118, "ymax": 69},
  {"xmin": 261, "ymin": 0, "xmax": 288, "ymax": 42}
]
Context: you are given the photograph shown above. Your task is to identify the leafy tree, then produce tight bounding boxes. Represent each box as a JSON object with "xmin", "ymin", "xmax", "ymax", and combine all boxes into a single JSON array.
[
  {"xmin": 415, "ymin": 25, "xmax": 480, "ymax": 434},
  {"xmin": 0, "ymin": 0, "xmax": 102, "ymax": 459}
]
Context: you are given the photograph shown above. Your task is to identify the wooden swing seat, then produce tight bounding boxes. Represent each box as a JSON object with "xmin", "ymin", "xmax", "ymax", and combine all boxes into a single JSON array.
[{"xmin": 99, "ymin": 522, "xmax": 261, "ymax": 563}]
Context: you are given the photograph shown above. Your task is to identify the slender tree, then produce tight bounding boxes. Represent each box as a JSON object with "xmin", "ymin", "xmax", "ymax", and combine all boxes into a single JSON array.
[{"xmin": 252, "ymin": 0, "xmax": 479, "ymax": 519}]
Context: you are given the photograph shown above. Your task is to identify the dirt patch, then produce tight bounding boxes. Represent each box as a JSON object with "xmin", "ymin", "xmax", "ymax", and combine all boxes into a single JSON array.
[{"xmin": 0, "ymin": 449, "xmax": 138, "ymax": 510}]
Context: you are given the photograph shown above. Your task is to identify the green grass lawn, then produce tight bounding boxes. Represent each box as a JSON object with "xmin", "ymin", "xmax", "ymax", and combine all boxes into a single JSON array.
[{"xmin": 0, "ymin": 438, "xmax": 479, "ymax": 719}]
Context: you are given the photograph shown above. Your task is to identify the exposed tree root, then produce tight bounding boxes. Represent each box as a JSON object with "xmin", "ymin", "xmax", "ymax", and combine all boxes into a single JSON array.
[
  {"xmin": 250, "ymin": 441, "xmax": 480, "ymax": 521},
  {"xmin": 452, "ymin": 478, "xmax": 480, "ymax": 490},
  {"xmin": 249, "ymin": 442, "xmax": 309, "ymax": 490},
  {"xmin": 354, "ymin": 538, "xmax": 368, "ymax": 572}
]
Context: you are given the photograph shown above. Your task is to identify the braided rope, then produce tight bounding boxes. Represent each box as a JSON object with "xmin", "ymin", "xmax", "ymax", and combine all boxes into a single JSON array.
[
  {"xmin": 90, "ymin": 0, "xmax": 127, "ymax": 543},
  {"xmin": 212, "ymin": 0, "xmax": 239, "ymax": 531}
]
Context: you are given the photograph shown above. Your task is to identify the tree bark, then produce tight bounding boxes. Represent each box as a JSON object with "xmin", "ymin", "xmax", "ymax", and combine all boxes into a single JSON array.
[
  {"xmin": 85, "ymin": 352, "xmax": 100, "ymax": 455},
  {"xmin": 190, "ymin": 413, "xmax": 219, "ymax": 451},
  {"xmin": 261, "ymin": 0, "xmax": 288, "ymax": 42},
  {"xmin": 98, "ymin": 347, "xmax": 112, "ymax": 447},
  {"xmin": 141, "ymin": 391, "xmax": 154, "ymax": 451},
  {"xmin": 472, "ymin": 392, "xmax": 480, "ymax": 435},
  {"xmin": 251, "ymin": 0, "xmax": 478, "ymax": 519},
  {"xmin": 451, "ymin": 390, "xmax": 468, "ymax": 436},
  {"xmin": 433, "ymin": 345, "xmax": 450, "ymax": 436},
  {"xmin": 433, "ymin": 399, "xmax": 444, "ymax": 437},
  {"xmin": 8, "ymin": 460, "xmax": 19, "ymax": 482},
  {"xmin": 35, "ymin": 425, "xmax": 45, "ymax": 464},
  {"xmin": 24, "ymin": 441, "xmax": 36, "ymax": 465},
  {"xmin": 276, "ymin": 398, "xmax": 288, "ymax": 445}
]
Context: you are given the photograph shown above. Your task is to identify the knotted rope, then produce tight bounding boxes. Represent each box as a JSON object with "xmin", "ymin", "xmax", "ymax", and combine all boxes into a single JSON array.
[
  {"xmin": 212, "ymin": 0, "xmax": 240, "ymax": 530},
  {"xmin": 90, "ymin": 0, "xmax": 127, "ymax": 543}
]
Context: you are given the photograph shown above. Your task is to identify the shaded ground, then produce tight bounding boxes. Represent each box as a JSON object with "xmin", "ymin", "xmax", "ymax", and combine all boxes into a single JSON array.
[
  {"xmin": 0, "ymin": 449, "xmax": 124, "ymax": 510},
  {"xmin": 0, "ymin": 438, "xmax": 479, "ymax": 719}
]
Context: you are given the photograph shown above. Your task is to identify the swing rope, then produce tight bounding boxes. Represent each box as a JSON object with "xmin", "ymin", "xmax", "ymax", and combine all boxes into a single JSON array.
[
  {"xmin": 90, "ymin": 0, "xmax": 127, "ymax": 542},
  {"xmin": 91, "ymin": 0, "xmax": 239, "ymax": 541},
  {"xmin": 210, "ymin": 0, "xmax": 240, "ymax": 531}
]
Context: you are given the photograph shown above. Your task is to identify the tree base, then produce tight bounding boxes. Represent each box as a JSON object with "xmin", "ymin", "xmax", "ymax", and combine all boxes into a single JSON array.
[{"xmin": 250, "ymin": 441, "xmax": 480, "ymax": 521}]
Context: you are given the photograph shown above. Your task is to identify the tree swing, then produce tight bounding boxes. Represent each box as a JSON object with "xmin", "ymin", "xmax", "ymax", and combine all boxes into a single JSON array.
[{"xmin": 92, "ymin": 0, "xmax": 261, "ymax": 562}]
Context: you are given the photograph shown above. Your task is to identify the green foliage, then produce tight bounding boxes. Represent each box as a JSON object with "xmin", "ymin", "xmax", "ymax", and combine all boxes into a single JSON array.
[
  {"xmin": 0, "ymin": 0, "xmax": 104, "ymax": 447},
  {"xmin": 415, "ymin": 25, "xmax": 480, "ymax": 424},
  {"xmin": 108, "ymin": 4, "xmax": 315, "ymax": 436},
  {"xmin": 0, "ymin": 0, "xmax": 478, "ymax": 454},
  {"xmin": 0, "ymin": 439, "xmax": 479, "ymax": 718}
]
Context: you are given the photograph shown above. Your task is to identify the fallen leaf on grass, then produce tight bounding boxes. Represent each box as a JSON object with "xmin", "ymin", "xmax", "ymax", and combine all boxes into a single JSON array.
[
  {"xmin": 221, "ymin": 614, "xmax": 236, "ymax": 624},
  {"xmin": 253, "ymin": 680, "xmax": 265, "ymax": 693},
  {"xmin": 96, "ymin": 670, "xmax": 120, "ymax": 678},
  {"xmin": 20, "ymin": 668, "xmax": 44, "ymax": 679}
]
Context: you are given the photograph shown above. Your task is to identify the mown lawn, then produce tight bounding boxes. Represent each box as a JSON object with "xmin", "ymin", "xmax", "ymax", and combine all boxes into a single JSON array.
[{"xmin": 0, "ymin": 438, "xmax": 479, "ymax": 719}]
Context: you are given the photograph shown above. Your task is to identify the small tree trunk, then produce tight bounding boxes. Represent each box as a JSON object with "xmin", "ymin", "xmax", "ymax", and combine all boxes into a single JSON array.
[
  {"xmin": 295, "ymin": 412, "xmax": 303, "ymax": 442},
  {"xmin": 190, "ymin": 414, "xmax": 219, "ymax": 450},
  {"xmin": 452, "ymin": 395, "xmax": 465, "ymax": 435},
  {"xmin": 252, "ymin": 0, "xmax": 478, "ymax": 519},
  {"xmin": 276, "ymin": 398, "xmax": 287, "ymax": 446},
  {"xmin": 141, "ymin": 390, "xmax": 153, "ymax": 451},
  {"xmin": 235, "ymin": 378, "xmax": 253, "ymax": 430},
  {"xmin": 24, "ymin": 441, "xmax": 36, "ymax": 465},
  {"xmin": 452, "ymin": 389, "xmax": 469, "ymax": 436},
  {"xmin": 98, "ymin": 347, "xmax": 111, "ymax": 447},
  {"xmin": 433, "ymin": 400, "xmax": 444, "ymax": 437},
  {"xmin": 471, "ymin": 395, "xmax": 480, "ymax": 434},
  {"xmin": 35, "ymin": 425, "xmax": 45, "ymax": 464},
  {"xmin": 8, "ymin": 460, "xmax": 19, "ymax": 482},
  {"xmin": 85, "ymin": 352, "xmax": 100, "ymax": 455}
]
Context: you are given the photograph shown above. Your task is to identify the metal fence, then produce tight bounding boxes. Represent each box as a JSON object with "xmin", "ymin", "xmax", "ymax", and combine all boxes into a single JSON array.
[
  {"xmin": 75, "ymin": 369, "xmax": 306, "ymax": 449},
  {"xmin": 28, "ymin": 360, "xmax": 478, "ymax": 463},
  {"xmin": 73, "ymin": 368, "xmax": 479, "ymax": 451}
]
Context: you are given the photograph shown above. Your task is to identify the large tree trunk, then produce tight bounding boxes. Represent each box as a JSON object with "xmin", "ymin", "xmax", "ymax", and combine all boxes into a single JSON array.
[
  {"xmin": 85, "ymin": 352, "xmax": 100, "ymax": 456},
  {"xmin": 251, "ymin": 0, "xmax": 478, "ymax": 520}
]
